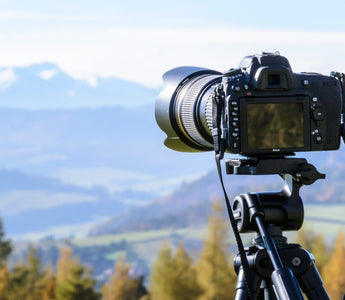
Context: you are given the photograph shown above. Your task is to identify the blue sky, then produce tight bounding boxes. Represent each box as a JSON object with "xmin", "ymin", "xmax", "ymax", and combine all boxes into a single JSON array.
[
  {"xmin": 1, "ymin": 0, "xmax": 344, "ymax": 30},
  {"xmin": 1, "ymin": 1, "xmax": 345, "ymax": 88}
]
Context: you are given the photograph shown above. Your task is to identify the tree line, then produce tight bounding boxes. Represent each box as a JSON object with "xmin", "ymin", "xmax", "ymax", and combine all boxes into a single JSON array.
[{"xmin": 0, "ymin": 201, "xmax": 344, "ymax": 299}]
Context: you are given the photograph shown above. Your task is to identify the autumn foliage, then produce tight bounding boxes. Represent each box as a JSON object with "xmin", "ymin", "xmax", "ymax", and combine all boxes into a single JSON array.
[{"xmin": 0, "ymin": 204, "xmax": 344, "ymax": 299}]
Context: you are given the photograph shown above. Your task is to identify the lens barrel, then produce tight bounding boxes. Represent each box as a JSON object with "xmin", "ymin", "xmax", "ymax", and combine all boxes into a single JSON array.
[{"xmin": 155, "ymin": 67, "xmax": 222, "ymax": 152}]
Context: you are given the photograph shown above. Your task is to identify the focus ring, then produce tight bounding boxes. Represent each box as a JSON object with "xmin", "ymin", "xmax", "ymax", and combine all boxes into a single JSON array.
[
  {"xmin": 205, "ymin": 92, "xmax": 214, "ymax": 132},
  {"xmin": 178, "ymin": 75, "xmax": 220, "ymax": 148}
]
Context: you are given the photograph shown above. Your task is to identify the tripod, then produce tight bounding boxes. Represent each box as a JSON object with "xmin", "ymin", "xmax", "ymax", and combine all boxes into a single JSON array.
[{"xmin": 226, "ymin": 157, "xmax": 330, "ymax": 300}]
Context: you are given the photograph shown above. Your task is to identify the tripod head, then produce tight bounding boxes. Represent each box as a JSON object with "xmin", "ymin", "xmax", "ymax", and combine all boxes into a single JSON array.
[
  {"xmin": 226, "ymin": 156, "xmax": 325, "ymax": 184},
  {"xmin": 226, "ymin": 156, "xmax": 325, "ymax": 233},
  {"xmin": 226, "ymin": 156, "xmax": 330, "ymax": 299}
]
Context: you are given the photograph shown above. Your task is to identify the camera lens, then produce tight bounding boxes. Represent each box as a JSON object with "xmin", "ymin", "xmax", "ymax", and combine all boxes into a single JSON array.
[{"xmin": 155, "ymin": 67, "xmax": 222, "ymax": 152}]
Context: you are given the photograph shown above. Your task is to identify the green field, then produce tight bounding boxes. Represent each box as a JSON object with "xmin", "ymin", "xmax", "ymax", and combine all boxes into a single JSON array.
[
  {"xmin": 304, "ymin": 204, "xmax": 345, "ymax": 222},
  {"xmin": 73, "ymin": 226, "xmax": 208, "ymax": 268},
  {"xmin": 70, "ymin": 203, "xmax": 345, "ymax": 272},
  {"xmin": 303, "ymin": 204, "xmax": 345, "ymax": 241}
]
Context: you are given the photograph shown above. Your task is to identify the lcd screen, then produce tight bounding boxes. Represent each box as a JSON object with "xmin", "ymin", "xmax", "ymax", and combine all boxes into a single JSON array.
[{"xmin": 246, "ymin": 102, "xmax": 304, "ymax": 151}]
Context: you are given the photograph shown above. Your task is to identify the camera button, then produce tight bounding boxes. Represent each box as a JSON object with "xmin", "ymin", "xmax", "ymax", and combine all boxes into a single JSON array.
[
  {"xmin": 231, "ymin": 140, "xmax": 239, "ymax": 149},
  {"xmin": 303, "ymin": 79, "xmax": 310, "ymax": 86},
  {"xmin": 313, "ymin": 133, "xmax": 323, "ymax": 144},
  {"xmin": 312, "ymin": 107, "xmax": 325, "ymax": 121}
]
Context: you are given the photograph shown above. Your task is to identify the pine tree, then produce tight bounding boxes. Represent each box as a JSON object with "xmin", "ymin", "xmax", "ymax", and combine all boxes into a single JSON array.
[
  {"xmin": 150, "ymin": 242, "xmax": 202, "ymax": 300},
  {"xmin": 195, "ymin": 200, "xmax": 236, "ymax": 300},
  {"xmin": 41, "ymin": 265, "xmax": 56, "ymax": 300},
  {"xmin": 6, "ymin": 263, "xmax": 30, "ymax": 300},
  {"xmin": 101, "ymin": 257, "xmax": 145, "ymax": 300},
  {"xmin": 310, "ymin": 233, "xmax": 329, "ymax": 275},
  {"xmin": 5, "ymin": 247, "xmax": 48, "ymax": 300},
  {"xmin": 56, "ymin": 247, "xmax": 76, "ymax": 283},
  {"xmin": 149, "ymin": 242, "xmax": 175, "ymax": 300},
  {"xmin": 0, "ymin": 219, "xmax": 12, "ymax": 267},
  {"xmin": 26, "ymin": 247, "xmax": 46, "ymax": 300},
  {"xmin": 0, "ymin": 265, "xmax": 9, "ymax": 300},
  {"xmin": 322, "ymin": 231, "xmax": 345, "ymax": 299},
  {"xmin": 295, "ymin": 227, "xmax": 329, "ymax": 274},
  {"xmin": 55, "ymin": 247, "xmax": 99, "ymax": 300},
  {"xmin": 0, "ymin": 218, "xmax": 11, "ymax": 300},
  {"xmin": 295, "ymin": 227, "xmax": 314, "ymax": 250},
  {"xmin": 171, "ymin": 243, "xmax": 203, "ymax": 299}
]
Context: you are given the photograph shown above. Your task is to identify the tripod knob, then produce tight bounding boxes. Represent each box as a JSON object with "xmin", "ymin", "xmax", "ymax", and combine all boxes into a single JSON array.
[{"xmin": 298, "ymin": 163, "xmax": 325, "ymax": 185}]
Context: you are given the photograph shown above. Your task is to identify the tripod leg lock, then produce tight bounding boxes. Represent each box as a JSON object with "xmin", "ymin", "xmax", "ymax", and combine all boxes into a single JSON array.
[{"xmin": 271, "ymin": 267, "xmax": 304, "ymax": 300}]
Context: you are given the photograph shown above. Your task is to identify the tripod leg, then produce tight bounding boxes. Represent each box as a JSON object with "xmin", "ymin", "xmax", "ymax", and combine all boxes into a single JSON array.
[
  {"xmin": 261, "ymin": 280, "xmax": 278, "ymax": 300},
  {"xmin": 297, "ymin": 259, "xmax": 330, "ymax": 299},
  {"xmin": 234, "ymin": 267, "xmax": 261, "ymax": 300}
]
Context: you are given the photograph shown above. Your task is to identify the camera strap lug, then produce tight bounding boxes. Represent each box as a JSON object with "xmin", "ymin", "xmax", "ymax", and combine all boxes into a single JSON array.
[{"xmin": 212, "ymin": 84, "xmax": 226, "ymax": 159}]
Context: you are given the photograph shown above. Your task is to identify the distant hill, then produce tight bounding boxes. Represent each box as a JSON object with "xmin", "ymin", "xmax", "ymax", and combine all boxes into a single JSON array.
[
  {"xmin": 0, "ymin": 168, "xmax": 153, "ymax": 237},
  {"xmin": 88, "ymin": 150, "xmax": 345, "ymax": 236},
  {"xmin": 0, "ymin": 62, "xmax": 345, "ymax": 240},
  {"xmin": 0, "ymin": 63, "xmax": 159, "ymax": 109},
  {"xmin": 0, "ymin": 63, "xmax": 213, "ymax": 237},
  {"xmin": 0, "ymin": 107, "xmax": 213, "ymax": 237}
]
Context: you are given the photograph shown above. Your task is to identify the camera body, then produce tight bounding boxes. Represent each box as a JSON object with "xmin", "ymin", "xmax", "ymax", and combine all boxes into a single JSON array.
[
  {"xmin": 155, "ymin": 52, "xmax": 344, "ymax": 156},
  {"xmin": 223, "ymin": 53, "xmax": 342, "ymax": 155}
]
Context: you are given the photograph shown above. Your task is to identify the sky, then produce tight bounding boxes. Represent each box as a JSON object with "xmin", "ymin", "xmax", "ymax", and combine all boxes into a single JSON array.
[
  {"xmin": 0, "ymin": 0, "xmax": 345, "ymax": 89},
  {"xmin": 0, "ymin": 0, "xmax": 344, "ymax": 240}
]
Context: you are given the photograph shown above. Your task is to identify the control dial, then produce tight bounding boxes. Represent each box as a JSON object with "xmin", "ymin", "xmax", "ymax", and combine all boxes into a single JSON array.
[{"xmin": 311, "ymin": 106, "xmax": 325, "ymax": 121}]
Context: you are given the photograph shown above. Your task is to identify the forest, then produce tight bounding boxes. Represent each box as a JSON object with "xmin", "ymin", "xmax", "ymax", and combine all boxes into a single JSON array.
[{"xmin": 0, "ymin": 201, "xmax": 344, "ymax": 300}]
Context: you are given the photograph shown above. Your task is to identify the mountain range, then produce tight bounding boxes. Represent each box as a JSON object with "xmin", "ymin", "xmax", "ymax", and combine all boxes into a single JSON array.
[
  {"xmin": 0, "ymin": 63, "xmax": 215, "ymax": 238},
  {"xmin": 0, "ymin": 62, "xmax": 344, "ymax": 240},
  {"xmin": 0, "ymin": 63, "xmax": 159, "ymax": 109},
  {"xmin": 88, "ymin": 151, "xmax": 345, "ymax": 236}
]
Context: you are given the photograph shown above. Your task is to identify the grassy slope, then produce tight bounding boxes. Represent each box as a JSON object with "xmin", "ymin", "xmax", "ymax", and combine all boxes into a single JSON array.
[
  {"xmin": 303, "ymin": 204, "xmax": 345, "ymax": 242},
  {"xmin": 73, "ymin": 226, "xmax": 207, "ymax": 268},
  {"xmin": 71, "ymin": 204, "xmax": 345, "ymax": 272}
]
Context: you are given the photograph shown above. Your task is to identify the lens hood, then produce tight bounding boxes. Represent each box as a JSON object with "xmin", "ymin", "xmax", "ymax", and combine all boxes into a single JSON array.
[{"xmin": 155, "ymin": 67, "xmax": 221, "ymax": 152}]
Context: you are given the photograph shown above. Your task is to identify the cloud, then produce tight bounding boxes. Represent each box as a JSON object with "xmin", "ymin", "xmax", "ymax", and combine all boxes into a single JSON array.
[
  {"xmin": 53, "ymin": 166, "xmax": 206, "ymax": 195},
  {"xmin": 55, "ymin": 167, "xmax": 154, "ymax": 193},
  {"xmin": 0, "ymin": 190, "xmax": 98, "ymax": 216},
  {"xmin": 38, "ymin": 68, "xmax": 58, "ymax": 80},
  {"xmin": 0, "ymin": 68, "xmax": 17, "ymax": 89},
  {"xmin": 0, "ymin": 26, "xmax": 344, "ymax": 88}
]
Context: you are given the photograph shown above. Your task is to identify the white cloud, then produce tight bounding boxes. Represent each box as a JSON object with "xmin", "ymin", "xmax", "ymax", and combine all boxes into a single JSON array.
[
  {"xmin": 0, "ymin": 190, "xmax": 98, "ymax": 216},
  {"xmin": 86, "ymin": 76, "xmax": 98, "ymax": 87},
  {"xmin": 0, "ymin": 27, "xmax": 344, "ymax": 88},
  {"xmin": 0, "ymin": 68, "xmax": 17, "ymax": 89},
  {"xmin": 38, "ymin": 68, "xmax": 58, "ymax": 80},
  {"xmin": 55, "ymin": 167, "xmax": 154, "ymax": 193},
  {"xmin": 53, "ymin": 166, "xmax": 206, "ymax": 195}
]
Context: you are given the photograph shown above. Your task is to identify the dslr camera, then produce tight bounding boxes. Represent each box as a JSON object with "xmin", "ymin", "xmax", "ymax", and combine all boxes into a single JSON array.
[{"xmin": 155, "ymin": 52, "xmax": 345, "ymax": 156}]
